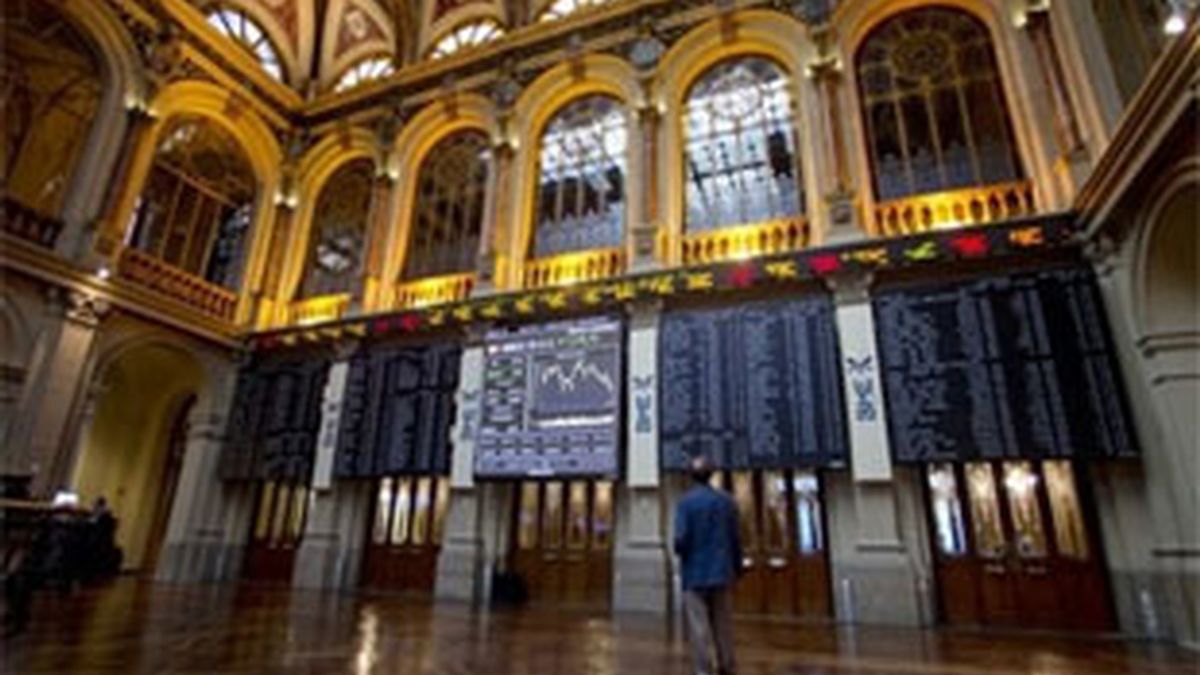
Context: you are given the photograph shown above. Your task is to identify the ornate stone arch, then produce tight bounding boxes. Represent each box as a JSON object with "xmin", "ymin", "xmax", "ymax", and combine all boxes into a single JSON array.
[
  {"xmin": 837, "ymin": 0, "xmax": 1063, "ymax": 229},
  {"xmin": 106, "ymin": 80, "xmax": 282, "ymax": 325},
  {"xmin": 276, "ymin": 128, "xmax": 382, "ymax": 312},
  {"xmin": 421, "ymin": 1, "xmax": 507, "ymax": 57},
  {"xmin": 377, "ymin": 93, "xmax": 501, "ymax": 303},
  {"xmin": 655, "ymin": 9, "xmax": 823, "ymax": 256},
  {"xmin": 1132, "ymin": 157, "xmax": 1200, "ymax": 336},
  {"xmin": 504, "ymin": 54, "xmax": 642, "ymax": 289},
  {"xmin": 22, "ymin": 0, "xmax": 147, "ymax": 251}
]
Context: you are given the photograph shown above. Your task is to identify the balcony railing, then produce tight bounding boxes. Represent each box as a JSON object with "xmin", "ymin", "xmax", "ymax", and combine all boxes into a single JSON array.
[
  {"xmin": 1, "ymin": 197, "xmax": 63, "ymax": 249},
  {"xmin": 873, "ymin": 180, "xmax": 1036, "ymax": 235},
  {"xmin": 289, "ymin": 293, "xmax": 351, "ymax": 325},
  {"xmin": 681, "ymin": 217, "xmax": 811, "ymax": 266},
  {"xmin": 118, "ymin": 247, "xmax": 238, "ymax": 322},
  {"xmin": 523, "ymin": 248, "xmax": 624, "ymax": 289},
  {"xmin": 393, "ymin": 273, "xmax": 475, "ymax": 310}
]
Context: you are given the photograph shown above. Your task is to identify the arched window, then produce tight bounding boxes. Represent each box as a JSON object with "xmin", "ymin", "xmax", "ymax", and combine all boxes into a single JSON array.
[
  {"xmin": 403, "ymin": 131, "xmax": 489, "ymax": 280},
  {"xmin": 538, "ymin": 0, "xmax": 610, "ymax": 22},
  {"xmin": 855, "ymin": 7, "xmax": 1022, "ymax": 202},
  {"xmin": 300, "ymin": 159, "xmax": 374, "ymax": 298},
  {"xmin": 533, "ymin": 95, "xmax": 626, "ymax": 257},
  {"xmin": 128, "ymin": 116, "xmax": 257, "ymax": 289},
  {"xmin": 0, "ymin": 0, "xmax": 102, "ymax": 216},
  {"xmin": 428, "ymin": 20, "xmax": 503, "ymax": 59},
  {"xmin": 207, "ymin": 7, "xmax": 285, "ymax": 81},
  {"xmin": 334, "ymin": 56, "xmax": 394, "ymax": 92},
  {"xmin": 682, "ymin": 57, "xmax": 802, "ymax": 233}
]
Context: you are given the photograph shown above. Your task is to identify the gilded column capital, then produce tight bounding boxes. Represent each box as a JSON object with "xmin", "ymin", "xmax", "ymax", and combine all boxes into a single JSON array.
[{"xmin": 61, "ymin": 290, "xmax": 111, "ymax": 328}]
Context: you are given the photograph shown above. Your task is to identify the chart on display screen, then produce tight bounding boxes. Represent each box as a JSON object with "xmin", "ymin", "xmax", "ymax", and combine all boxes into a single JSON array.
[{"xmin": 475, "ymin": 316, "xmax": 622, "ymax": 478}]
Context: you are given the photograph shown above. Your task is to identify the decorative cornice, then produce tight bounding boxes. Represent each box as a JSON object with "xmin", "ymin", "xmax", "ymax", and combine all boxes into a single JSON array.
[{"xmin": 250, "ymin": 214, "xmax": 1079, "ymax": 351}]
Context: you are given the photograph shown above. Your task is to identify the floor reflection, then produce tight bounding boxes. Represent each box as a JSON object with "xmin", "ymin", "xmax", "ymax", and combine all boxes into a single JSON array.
[{"xmin": 3, "ymin": 579, "xmax": 1196, "ymax": 674}]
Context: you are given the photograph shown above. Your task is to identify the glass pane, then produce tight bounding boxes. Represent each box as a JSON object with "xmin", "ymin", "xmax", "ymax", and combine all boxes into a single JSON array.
[
  {"xmin": 762, "ymin": 471, "xmax": 789, "ymax": 551},
  {"xmin": 566, "ymin": 482, "xmax": 588, "ymax": 550},
  {"xmin": 391, "ymin": 477, "xmax": 412, "ymax": 546},
  {"xmin": 411, "ymin": 477, "xmax": 432, "ymax": 546},
  {"xmin": 270, "ymin": 483, "xmax": 291, "ymax": 546},
  {"xmin": 1003, "ymin": 461, "xmax": 1048, "ymax": 559},
  {"xmin": 592, "ymin": 481, "xmax": 613, "ymax": 550},
  {"xmin": 431, "ymin": 478, "xmax": 451, "ymax": 545},
  {"xmin": 792, "ymin": 470, "xmax": 824, "ymax": 554},
  {"xmin": 731, "ymin": 472, "xmax": 758, "ymax": 552},
  {"xmin": 373, "ymin": 478, "xmax": 394, "ymax": 545},
  {"xmin": 404, "ymin": 131, "xmax": 489, "ymax": 280},
  {"xmin": 534, "ymin": 95, "xmax": 626, "ymax": 256},
  {"xmin": 517, "ymin": 482, "xmax": 540, "ymax": 550},
  {"xmin": 542, "ymin": 482, "xmax": 564, "ymax": 549},
  {"xmin": 288, "ymin": 485, "xmax": 307, "ymax": 542},
  {"xmin": 1043, "ymin": 461, "xmax": 1088, "ymax": 559},
  {"xmin": 683, "ymin": 57, "xmax": 801, "ymax": 233},
  {"xmin": 927, "ymin": 463, "xmax": 968, "ymax": 556},
  {"xmin": 254, "ymin": 481, "xmax": 276, "ymax": 541},
  {"xmin": 965, "ymin": 463, "xmax": 1005, "ymax": 559},
  {"xmin": 302, "ymin": 159, "xmax": 372, "ymax": 297}
]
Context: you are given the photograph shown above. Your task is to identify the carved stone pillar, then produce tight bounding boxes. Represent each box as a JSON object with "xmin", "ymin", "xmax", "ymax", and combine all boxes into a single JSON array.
[
  {"xmin": 614, "ymin": 299, "xmax": 670, "ymax": 614},
  {"xmin": 475, "ymin": 138, "xmax": 514, "ymax": 294},
  {"xmin": 358, "ymin": 172, "xmax": 397, "ymax": 312},
  {"xmin": 435, "ymin": 326, "xmax": 489, "ymax": 603},
  {"xmin": 89, "ymin": 106, "xmax": 158, "ymax": 263},
  {"xmin": 825, "ymin": 274, "xmax": 933, "ymax": 626},
  {"xmin": 1022, "ymin": 6, "xmax": 1088, "ymax": 166},
  {"xmin": 2, "ymin": 291, "xmax": 109, "ymax": 496},
  {"xmin": 807, "ymin": 26, "xmax": 862, "ymax": 243},
  {"xmin": 631, "ymin": 105, "xmax": 662, "ymax": 271}
]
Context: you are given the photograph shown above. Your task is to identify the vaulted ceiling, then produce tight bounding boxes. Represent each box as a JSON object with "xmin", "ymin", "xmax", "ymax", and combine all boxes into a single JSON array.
[{"xmin": 191, "ymin": 0, "xmax": 521, "ymax": 94}]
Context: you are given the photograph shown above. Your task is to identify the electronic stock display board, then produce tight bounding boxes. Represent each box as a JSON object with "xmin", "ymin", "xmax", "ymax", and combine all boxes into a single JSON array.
[{"xmin": 474, "ymin": 316, "xmax": 622, "ymax": 479}]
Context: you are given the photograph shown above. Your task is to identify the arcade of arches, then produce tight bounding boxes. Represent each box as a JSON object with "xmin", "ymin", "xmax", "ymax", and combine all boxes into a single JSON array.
[{"xmin": 1, "ymin": 0, "xmax": 1198, "ymax": 663}]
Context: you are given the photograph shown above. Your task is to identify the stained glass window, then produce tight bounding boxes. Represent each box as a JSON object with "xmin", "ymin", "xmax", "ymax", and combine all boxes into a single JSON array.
[
  {"xmin": 683, "ymin": 57, "xmax": 802, "ymax": 233},
  {"xmin": 538, "ymin": 0, "xmax": 610, "ymax": 22},
  {"xmin": 301, "ymin": 158, "xmax": 373, "ymax": 298},
  {"xmin": 533, "ymin": 95, "xmax": 626, "ymax": 257},
  {"xmin": 403, "ymin": 131, "xmax": 489, "ymax": 280},
  {"xmin": 855, "ymin": 7, "xmax": 1022, "ymax": 201},
  {"xmin": 206, "ymin": 8, "xmax": 285, "ymax": 82},
  {"xmin": 129, "ymin": 116, "xmax": 257, "ymax": 289},
  {"xmin": 334, "ymin": 56, "xmax": 394, "ymax": 92},
  {"xmin": 429, "ymin": 20, "xmax": 503, "ymax": 59}
]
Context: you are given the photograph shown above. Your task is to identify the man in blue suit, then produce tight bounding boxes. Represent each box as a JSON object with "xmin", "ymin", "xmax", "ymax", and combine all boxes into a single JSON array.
[{"xmin": 674, "ymin": 455, "xmax": 742, "ymax": 675}]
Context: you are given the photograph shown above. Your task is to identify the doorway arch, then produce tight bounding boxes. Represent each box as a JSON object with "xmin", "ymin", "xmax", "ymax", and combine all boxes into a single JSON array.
[{"xmin": 72, "ymin": 341, "xmax": 205, "ymax": 571}]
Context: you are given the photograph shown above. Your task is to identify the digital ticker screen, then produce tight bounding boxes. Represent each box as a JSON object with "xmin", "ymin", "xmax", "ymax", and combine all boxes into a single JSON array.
[{"xmin": 474, "ymin": 316, "xmax": 622, "ymax": 479}]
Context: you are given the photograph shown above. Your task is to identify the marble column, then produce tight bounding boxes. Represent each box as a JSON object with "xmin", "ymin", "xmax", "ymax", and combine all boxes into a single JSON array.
[
  {"xmin": 3, "ymin": 290, "xmax": 109, "ymax": 497},
  {"xmin": 84, "ymin": 105, "xmax": 155, "ymax": 264},
  {"xmin": 435, "ymin": 329, "xmax": 489, "ymax": 603},
  {"xmin": 613, "ymin": 299, "xmax": 670, "ymax": 614},
  {"xmin": 826, "ymin": 274, "xmax": 933, "ymax": 626},
  {"xmin": 156, "ymin": 361, "xmax": 255, "ymax": 583}
]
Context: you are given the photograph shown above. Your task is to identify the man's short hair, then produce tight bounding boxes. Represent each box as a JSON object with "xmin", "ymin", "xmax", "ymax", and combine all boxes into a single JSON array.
[{"xmin": 688, "ymin": 455, "xmax": 713, "ymax": 484}]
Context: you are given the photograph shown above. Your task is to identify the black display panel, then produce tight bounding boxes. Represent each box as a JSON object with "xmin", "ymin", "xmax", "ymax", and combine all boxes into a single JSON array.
[
  {"xmin": 659, "ymin": 296, "xmax": 847, "ymax": 471},
  {"xmin": 221, "ymin": 355, "xmax": 329, "ymax": 481},
  {"xmin": 475, "ymin": 316, "xmax": 623, "ymax": 478},
  {"xmin": 875, "ymin": 265, "xmax": 1138, "ymax": 462},
  {"xmin": 336, "ymin": 343, "xmax": 460, "ymax": 478}
]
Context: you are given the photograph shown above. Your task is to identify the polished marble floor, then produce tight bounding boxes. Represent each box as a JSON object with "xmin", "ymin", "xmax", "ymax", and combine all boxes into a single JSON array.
[{"xmin": 3, "ymin": 579, "xmax": 1197, "ymax": 674}]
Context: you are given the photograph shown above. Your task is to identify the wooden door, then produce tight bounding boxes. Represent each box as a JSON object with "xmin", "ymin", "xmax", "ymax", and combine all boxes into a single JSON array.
[
  {"xmin": 362, "ymin": 476, "xmax": 450, "ymax": 593},
  {"xmin": 925, "ymin": 460, "xmax": 1114, "ymax": 631},
  {"xmin": 720, "ymin": 470, "xmax": 831, "ymax": 618},
  {"xmin": 243, "ymin": 480, "xmax": 307, "ymax": 584},
  {"xmin": 510, "ymin": 480, "xmax": 613, "ymax": 608}
]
